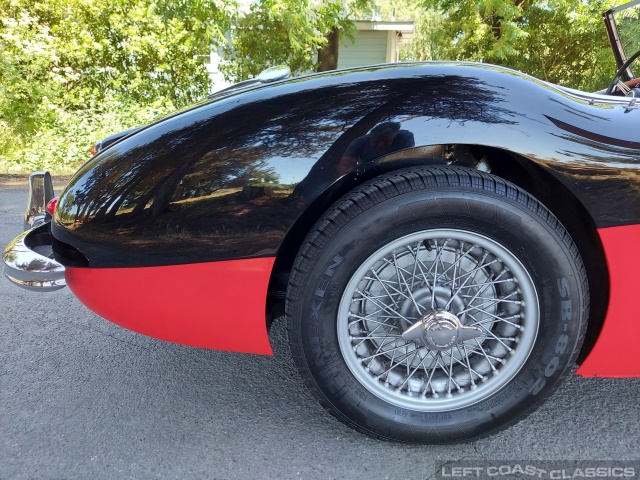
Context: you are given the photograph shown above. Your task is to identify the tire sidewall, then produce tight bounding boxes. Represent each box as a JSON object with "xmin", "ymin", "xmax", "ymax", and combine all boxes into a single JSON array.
[{"xmin": 292, "ymin": 187, "xmax": 586, "ymax": 442}]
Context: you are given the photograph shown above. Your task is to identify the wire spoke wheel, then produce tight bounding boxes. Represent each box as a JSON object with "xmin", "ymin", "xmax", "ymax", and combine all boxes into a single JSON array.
[{"xmin": 338, "ymin": 229, "xmax": 538, "ymax": 411}]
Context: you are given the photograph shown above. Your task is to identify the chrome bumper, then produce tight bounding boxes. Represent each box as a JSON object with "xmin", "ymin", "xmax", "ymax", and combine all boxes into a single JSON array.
[
  {"xmin": 3, "ymin": 224, "xmax": 66, "ymax": 291},
  {"xmin": 2, "ymin": 172, "xmax": 66, "ymax": 291}
]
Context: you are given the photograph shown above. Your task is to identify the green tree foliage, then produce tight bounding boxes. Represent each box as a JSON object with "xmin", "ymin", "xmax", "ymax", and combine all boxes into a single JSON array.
[
  {"xmin": 410, "ymin": 0, "xmax": 620, "ymax": 91},
  {"xmin": 0, "ymin": 0, "xmax": 233, "ymax": 173},
  {"xmin": 220, "ymin": 0, "xmax": 326, "ymax": 79},
  {"xmin": 220, "ymin": 0, "xmax": 370, "ymax": 81},
  {"xmin": 513, "ymin": 1, "xmax": 616, "ymax": 90},
  {"xmin": 1, "ymin": 0, "xmax": 631, "ymax": 173}
]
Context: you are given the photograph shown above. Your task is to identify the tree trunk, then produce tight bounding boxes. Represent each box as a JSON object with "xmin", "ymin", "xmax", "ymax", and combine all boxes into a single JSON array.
[{"xmin": 317, "ymin": 27, "xmax": 340, "ymax": 72}]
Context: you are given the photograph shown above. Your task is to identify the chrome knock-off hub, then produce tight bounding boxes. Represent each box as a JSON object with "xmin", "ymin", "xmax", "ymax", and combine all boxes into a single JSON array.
[{"xmin": 402, "ymin": 310, "xmax": 483, "ymax": 350}]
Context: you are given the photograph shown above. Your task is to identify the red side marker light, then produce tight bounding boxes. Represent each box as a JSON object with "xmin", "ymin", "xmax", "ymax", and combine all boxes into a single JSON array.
[{"xmin": 46, "ymin": 197, "xmax": 58, "ymax": 215}]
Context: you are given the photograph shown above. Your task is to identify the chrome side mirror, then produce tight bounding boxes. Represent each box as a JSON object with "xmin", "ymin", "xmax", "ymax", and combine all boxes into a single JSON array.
[{"xmin": 258, "ymin": 65, "xmax": 291, "ymax": 83}]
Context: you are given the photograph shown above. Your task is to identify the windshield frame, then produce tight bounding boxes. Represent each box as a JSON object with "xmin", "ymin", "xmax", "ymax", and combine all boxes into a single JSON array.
[{"xmin": 604, "ymin": 0, "xmax": 640, "ymax": 79}]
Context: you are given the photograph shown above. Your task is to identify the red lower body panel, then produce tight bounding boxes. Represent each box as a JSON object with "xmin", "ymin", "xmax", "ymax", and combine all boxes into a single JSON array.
[
  {"xmin": 65, "ymin": 257, "xmax": 275, "ymax": 355},
  {"xmin": 576, "ymin": 226, "xmax": 640, "ymax": 377},
  {"xmin": 62, "ymin": 226, "xmax": 640, "ymax": 373}
]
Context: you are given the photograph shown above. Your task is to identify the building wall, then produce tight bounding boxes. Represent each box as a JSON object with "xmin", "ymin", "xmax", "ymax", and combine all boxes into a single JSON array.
[{"xmin": 338, "ymin": 30, "xmax": 389, "ymax": 69}]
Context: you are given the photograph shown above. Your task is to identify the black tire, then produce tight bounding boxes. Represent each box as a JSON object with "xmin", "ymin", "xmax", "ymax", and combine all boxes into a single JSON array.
[{"xmin": 286, "ymin": 166, "xmax": 589, "ymax": 443}]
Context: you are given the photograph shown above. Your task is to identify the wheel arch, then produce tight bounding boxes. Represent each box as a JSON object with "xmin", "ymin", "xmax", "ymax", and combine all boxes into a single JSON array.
[{"xmin": 266, "ymin": 145, "xmax": 608, "ymax": 364}]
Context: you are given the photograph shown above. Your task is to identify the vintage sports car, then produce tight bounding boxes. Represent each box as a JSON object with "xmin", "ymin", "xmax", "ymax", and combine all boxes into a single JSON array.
[{"xmin": 4, "ymin": 1, "xmax": 640, "ymax": 443}]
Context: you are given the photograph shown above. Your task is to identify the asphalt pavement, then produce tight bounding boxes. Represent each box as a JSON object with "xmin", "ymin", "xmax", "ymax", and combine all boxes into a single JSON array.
[{"xmin": 1, "ymin": 180, "xmax": 638, "ymax": 480}]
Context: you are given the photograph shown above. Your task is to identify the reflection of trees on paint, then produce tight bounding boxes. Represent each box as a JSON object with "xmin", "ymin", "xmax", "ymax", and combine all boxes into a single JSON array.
[
  {"xmin": 291, "ymin": 74, "xmax": 516, "ymax": 200},
  {"xmin": 64, "ymin": 135, "xmax": 282, "ymax": 223},
  {"xmin": 60, "ymin": 69, "xmax": 517, "ymax": 238}
]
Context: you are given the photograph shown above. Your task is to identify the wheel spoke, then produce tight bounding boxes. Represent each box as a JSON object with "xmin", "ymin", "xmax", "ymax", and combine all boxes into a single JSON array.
[
  {"xmin": 466, "ymin": 310, "xmax": 523, "ymax": 329},
  {"xmin": 348, "ymin": 313, "xmax": 405, "ymax": 329},
  {"xmin": 379, "ymin": 347, "xmax": 428, "ymax": 378},
  {"xmin": 354, "ymin": 289, "xmax": 413, "ymax": 325},
  {"xmin": 360, "ymin": 341, "xmax": 412, "ymax": 362},
  {"xmin": 423, "ymin": 351, "xmax": 446, "ymax": 395},
  {"xmin": 456, "ymin": 344, "xmax": 479, "ymax": 387},
  {"xmin": 393, "ymin": 251, "xmax": 426, "ymax": 316},
  {"xmin": 436, "ymin": 243, "xmax": 475, "ymax": 288},
  {"xmin": 351, "ymin": 322, "xmax": 399, "ymax": 349},
  {"xmin": 476, "ymin": 325, "xmax": 515, "ymax": 351},
  {"xmin": 456, "ymin": 296, "xmax": 521, "ymax": 317},
  {"xmin": 397, "ymin": 351, "xmax": 429, "ymax": 390},
  {"xmin": 447, "ymin": 347, "xmax": 455, "ymax": 394},
  {"xmin": 472, "ymin": 338, "xmax": 500, "ymax": 371},
  {"xmin": 366, "ymin": 269, "xmax": 406, "ymax": 309}
]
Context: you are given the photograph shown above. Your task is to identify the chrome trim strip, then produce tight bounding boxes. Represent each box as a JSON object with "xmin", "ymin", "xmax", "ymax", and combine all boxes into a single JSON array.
[{"xmin": 3, "ymin": 225, "xmax": 66, "ymax": 291}]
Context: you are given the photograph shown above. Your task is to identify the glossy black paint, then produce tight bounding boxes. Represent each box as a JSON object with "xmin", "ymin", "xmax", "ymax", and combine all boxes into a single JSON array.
[{"xmin": 53, "ymin": 62, "xmax": 640, "ymax": 268}]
